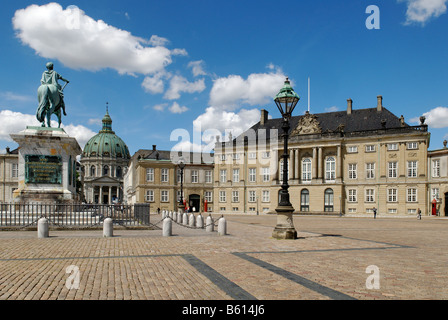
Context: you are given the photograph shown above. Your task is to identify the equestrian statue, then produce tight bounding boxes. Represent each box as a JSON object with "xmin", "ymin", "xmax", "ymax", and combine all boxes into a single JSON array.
[{"xmin": 36, "ymin": 62, "xmax": 69, "ymax": 128}]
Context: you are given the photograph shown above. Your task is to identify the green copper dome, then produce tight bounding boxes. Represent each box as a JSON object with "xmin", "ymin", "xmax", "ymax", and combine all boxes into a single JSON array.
[{"xmin": 82, "ymin": 110, "xmax": 131, "ymax": 159}]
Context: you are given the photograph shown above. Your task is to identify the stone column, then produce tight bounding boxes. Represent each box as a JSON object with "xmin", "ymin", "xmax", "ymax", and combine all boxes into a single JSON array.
[
  {"xmin": 337, "ymin": 145, "xmax": 342, "ymax": 181},
  {"xmin": 108, "ymin": 186, "xmax": 112, "ymax": 205},
  {"xmin": 295, "ymin": 149, "xmax": 300, "ymax": 180},
  {"xmin": 312, "ymin": 147, "xmax": 318, "ymax": 180},
  {"xmin": 99, "ymin": 186, "xmax": 103, "ymax": 204},
  {"xmin": 318, "ymin": 147, "xmax": 323, "ymax": 181}
]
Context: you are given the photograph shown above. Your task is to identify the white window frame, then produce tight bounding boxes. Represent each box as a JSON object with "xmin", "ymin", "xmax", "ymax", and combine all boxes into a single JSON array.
[
  {"xmin": 325, "ymin": 157, "xmax": 336, "ymax": 181},
  {"xmin": 407, "ymin": 161, "xmax": 418, "ymax": 178},
  {"xmin": 407, "ymin": 188, "xmax": 417, "ymax": 202},
  {"xmin": 348, "ymin": 189, "xmax": 357, "ymax": 203},
  {"xmin": 232, "ymin": 191, "xmax": 239, "ymax": 203},
  {"xmin": 387, "ymin": 143, "xmax": 398, "ymax": 151},
  {"xmin": 220, "ymin": 169, "xmax": 227, "ymax": 183},
  {"xmin": 388, "ymin": 162, "xmax": 398, "ymax": 178},
  {"xmin": 365, "ymin": 189, "xmax": 375, "ymax": 203},
  {"xmin": 262, "ymin": 167, "xmax": 270, "ymax": 182},
  {"xmin": 11, "ymin": 163, "xmax": 18, "ymax": 178},
  {"xmin": 366, "ymin": 163, "xmax": 375, "ymax": 179},
  {"xmin": 302, "ymin": 158, "xmax": 312, "ymax": 182},
  {"xmin": 161, "ymin": 168, "xmax": 169, "ymax": 183},
  {"xmin": 146, "ymin": 168, "xmax": 154, "ymax": 182},
  {"xmin": 388, "ymin": 188, "xmax": 397, "ymax": 202},
  {"xmin": 432, "ymin": 159, "xmax": 440, "ymax": 178},
  {"xmin": 249, "ymin": 168, "xmax": 256, "ymax": 183},
  {"xmin": 348, "ymin": 163, "xmax": 357, "ymax": 180},
  {"xmin": 161, "ymin": 190, "xmax": 169, "ymax": 202},
  {"xmin": 407, "ymin": 142, "xmax": 418, "ymax": 150},
  {"xmin": 347, "ymin": 146, "xmax": 358, "ymax": 153},
  {"xmin": 248, "ymin": 190, "xmax": 256, "ymax": 203},
  {"xmin": 262, "ymin": 190, "xmax": 270, "ymax": 202},
  {"xmin": 431, "ymin": 188, "xmax": 440, "ymax": 201},
  {"xmin": 145, "ymin": 190, "xmax": 154, "ymax": 202},
  {"xmin": 233, "ymin": 169, "xmax": 240, "ymax": 183},
  {"xmin": 205, "ymin": 191, "xmax": 213, "ymax": 202},
  {"xmin": 205, "ymin": 170, "xmax": 212, "ymax": 183},
  {"xmin": 365, "ymin": 145, "xmax": 376, "ymax": 152},
  {"xmin": 191, "ymin": 170, "xmax": 199, "ymax": 183},
  {"xmin": 219, "ymin": 191, "xmax": 226, "ymax": 202}
]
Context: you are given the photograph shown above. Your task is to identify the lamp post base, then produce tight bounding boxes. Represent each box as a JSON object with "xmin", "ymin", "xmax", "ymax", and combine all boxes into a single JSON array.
[{"xmin": 272, "ymin": 205, "xmax": 297, "ymax": 240}]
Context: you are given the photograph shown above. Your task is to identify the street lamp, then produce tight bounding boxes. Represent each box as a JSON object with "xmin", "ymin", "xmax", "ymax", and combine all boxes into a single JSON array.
[
  {"xmin": 178, "ymin": 158, "xmax": 186, "ymax": 213},
  {"xmin": 272, "ymin": 77, "xmax": 299, "ymax": 240}
]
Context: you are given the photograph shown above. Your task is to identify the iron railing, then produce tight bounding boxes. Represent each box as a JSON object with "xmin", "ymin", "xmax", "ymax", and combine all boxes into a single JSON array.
[{"xmin": 0, "ymin": 203, "xmax": 151, "ymax": 229}]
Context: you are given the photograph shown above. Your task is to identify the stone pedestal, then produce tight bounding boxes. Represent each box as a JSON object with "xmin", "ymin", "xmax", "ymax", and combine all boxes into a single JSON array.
[
  {"xmin": 10, "ymin": 126, "xmax": 82, "ymax": 204},
  {"xmin": 272, "ymin": 205, "xmax": 298, "ymax": 240}
]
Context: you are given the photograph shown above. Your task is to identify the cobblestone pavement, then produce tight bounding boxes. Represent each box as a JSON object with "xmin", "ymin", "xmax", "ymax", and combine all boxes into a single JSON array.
[{"xmin": 0, "ymin": 214, "xmax": 447, "ymax": 301}]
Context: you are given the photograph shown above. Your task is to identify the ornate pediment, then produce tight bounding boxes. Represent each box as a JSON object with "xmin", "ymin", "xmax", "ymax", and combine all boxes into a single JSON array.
[{"xmin": 291, "ymin": 112, "xmax": 322, "ymax": 136}]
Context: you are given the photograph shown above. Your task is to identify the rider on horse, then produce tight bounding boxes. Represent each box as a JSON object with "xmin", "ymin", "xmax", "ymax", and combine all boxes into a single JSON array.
[{"xmin": 40, "ymin": 62, "xmax": 69, "ymax": 116}]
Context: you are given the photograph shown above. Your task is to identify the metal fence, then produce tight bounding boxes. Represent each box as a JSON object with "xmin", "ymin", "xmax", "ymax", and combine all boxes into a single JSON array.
[{"xmin": 0, "ymin": 203, "xmax": 151, "ymax": 229}]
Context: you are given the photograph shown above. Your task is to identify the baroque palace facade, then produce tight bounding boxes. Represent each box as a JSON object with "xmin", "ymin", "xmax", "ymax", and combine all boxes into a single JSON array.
[{"xmin": 2, "ymin": 98, "xmax": 447, "ymax": 217}]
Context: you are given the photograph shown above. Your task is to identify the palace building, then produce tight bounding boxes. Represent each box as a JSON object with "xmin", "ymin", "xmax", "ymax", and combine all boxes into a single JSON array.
[
  {"xmin": 123, "ymin": 146, "xmax": 214, "ymax": 212},
  {"xmin": 213, "ymin": 96, "xmax": 433, "ymax": 216},
  {"xmin": 0, "ymin": 147, "xmax": 19, "ymax": 203}
]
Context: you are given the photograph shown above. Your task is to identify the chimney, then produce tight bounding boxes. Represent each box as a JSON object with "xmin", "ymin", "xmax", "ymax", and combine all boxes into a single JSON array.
[
  {"xmin": 5, "ymin": 147, "xmax": 10, "ymax": 154},
  {"xmin": 152, "ymin": 145, "xmax": 157, "ymax": 151},
  {"xmin": 260, "ymin": 109, "xmax": 269, "ymax": 125},
  {"xmin": 377, "ymin": 95, "xmax": 383, "ymax": 112},
  {"xmin": 347, "ymin": 99, "xmax": 353, "ymax": 115}
]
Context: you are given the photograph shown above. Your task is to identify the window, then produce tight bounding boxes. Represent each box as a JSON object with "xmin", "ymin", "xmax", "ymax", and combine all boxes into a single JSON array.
[
  {"xmin": 348, "ymin": 146, "xmax": 358, "ymax": 153},
  {"xmin": 366, "ymin": 163, "xmax": 375, "ymax": 179},
  {"xmin": 431, "ymin": 188, "xmax": 440, "ymax": 201},
  {"xmin": 325, "ymin": 157, "xmax": 336, "ymax": 181},
  {"xmin": 407, "ymin": 161, "xmax": 418, "ymax": 178},
  {"xmin": 161, "ymin": 190, "xmax": 169, "ymax": 202},
  {"xmin": 205, "ymin": 191, "xmax": 213, "ymax": 202},
  {"xmin": 90, "ymin": 165, "xmax": 96, "ymax": 177},
  {"xmin": 407, "ymin": 142, "xmax": 418, "ymax": 150},
  {"xmin": 365, "ymin": 189, "xmax": 375, "ymax": 202},
  {"xmin": 249, "ymin": 168, "xmax": 256, "ymax": 182},
  {"xmin": 348, "ymin": 164, "xmax": 357, "ymax": 179},
  {"xmin": 177, "ymin": 190, "xmax": 182, "ymax": 202},
  {"xmin": 248, "ymin": 152, "xmax": 256, "ymax": 159},
  {"xmin": 262, "ymin": 167, "xmax": 270, "ymax": 182},
  {"xmin": 219, "ymin": 191, "xmax": 226, "ymax": 202},
  {"xmin": 262, "ymin": 151, "xmax": 270, "ymax": 159},
  {"xmin": 407, "ymin": 188, "xmax": 417, "ymax": 202},
  {"xmin": 233, "ymin": 169, "xmax": 240, "ymax": 182},
  {"xmin": 432, "ymin": 160, "xmax": 440, "ymax": 178},
  {"xmin": 11, "ymin": 164, "xmax": 18, "ymax": 178},
  {"xmin": 301, "ymin": 189, "xmax": 310, "ymax": 212},
  {"xmin": 232, "ymin": 191, "xmax": 239, "ymax": 202},
  {"xmin": 387, "ymin": 143, "xmax": 398, "ymax": 151},
  {"xmin": 279, "ymin": 159, "xmax": 290, "ymax": 184},
  {"xmin": 249, "ymin": 190, "xmax": 256, "ymax": 203},
  {"xmin": 103, "ymin": 165, "xmax": 109, "ymax": 176},
  {"xmin": 146, "ymin": 168, "xmax": 154, "ymax": 182},
  {"xmin": 302, "ymin": 158, "xmax": 312, "ymax": 182},
  {"xmin": 324, "ymin": 189, "xmax": 334, "ymax": 212},
  {"xmin": 220, "ymin": 169, "xmax": 227, "ymax": 183},
  {"xmin": 408, "ymin": 209, "xmax": 417, "ymax": 214},
  {"xmin": 262, "ymin": 190, "xmax": 270, "ymax": 202},
  {"xmin": 233, "ymin": 207, "xmax": 239, "ymax": 212},
  {"xmin": 145, "ymin": 190, "xmax": 154, "ymax": 202},
  {"xmin": 365, "ymin": 145, "xmax": 376, "ymax": 152},
  {"xmin": 116, "ymin": 166, "xmax": 122, "ymax": 178},
  {"xmin": 233, "ymin": 153, "xmax": 240, "ymax": 160},
  {"xmin": 388, "ymin": 208, "xmax": 397, "ymax": 214},
  {"xmin": 348, "ymin": 189, "xmax": 357, "ymax": 203},
  {"xmin": 161, "ymin": 168, "xmax": 169, "ymax": 182},
  {"xmin": 220, "ymin": 154, "xmax": 226, "ymax": 161},
  {"xmin": 205, "ymin": 170, "xmax": 212, "ymax": 183},
  {"xmin": 388, "ymin": 188, "xmax": 397, "ymax": 202},
  {"xmin": 388, "ymin": 162, "xmax": 397, "ymax": 178},
  {"xmin": 191, "ymin": 170, "xmax": 198, "ymax": 183}
]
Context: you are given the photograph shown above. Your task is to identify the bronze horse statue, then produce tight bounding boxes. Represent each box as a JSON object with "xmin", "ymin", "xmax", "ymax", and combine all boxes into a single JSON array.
[{"xmin": 36, "ymin": 62, "xmax": 69, "ymax": 128}]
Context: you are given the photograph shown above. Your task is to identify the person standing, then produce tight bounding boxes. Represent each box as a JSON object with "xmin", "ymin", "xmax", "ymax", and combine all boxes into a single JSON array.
[
  {"xmin": 418, "ymin": 208, "xmax": 422, "ymax": 220},
  {"xmin": 373, "ymin": 207, "xmax": 377, "ymax": 219}
]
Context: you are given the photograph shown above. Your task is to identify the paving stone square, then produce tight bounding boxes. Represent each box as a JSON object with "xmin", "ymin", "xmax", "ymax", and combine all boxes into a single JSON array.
[{"xmin": 0, "ymin": 214, "xmax": 447, "ymax": 301}]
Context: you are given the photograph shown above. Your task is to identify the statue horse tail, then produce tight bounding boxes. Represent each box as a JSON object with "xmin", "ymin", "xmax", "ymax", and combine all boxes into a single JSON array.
[{"xmin": 37, "ymin": 84, "xmax": 60, "ymax": 123}]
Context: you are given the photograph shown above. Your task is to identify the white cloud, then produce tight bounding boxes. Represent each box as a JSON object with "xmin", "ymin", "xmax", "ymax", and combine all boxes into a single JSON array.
[
  {"xmin": 12, "ymin": 3, "xmax": 186, "ymax": 75},
  {"xmin": 411, "ymin": 106, "xmax": 448, "ymax": 128},
  {"xmin": 141, "ymin": 72, "xmax": 168, "ymax": 94},
  {"xmin": 188, "ymin": 60, "xmax": 207, "ymax": 77},
  {"xmin": 400, "ymin": 0, "xmax": 447, "ymax": 25},
  {"xmin": 164, "ymin": 75, "xmax": 206, "ymax": 100},
  {"xmin": 193, "ymin": 107, "xmax": 260, "ymax": 137},
  {"xmin": 169, "ymin": 102, "xmax": 189, "ymax": 114},
  {"xmin": 209, "ymin": 71, "xmax": 286, "ymax": 110},
  {"xmin": 325, "ymin": 106, "xmax": 339, "ymax": 112},
  {"xmin": 88, "ymin": 118, "xmax": 102, "ymax": 126},
  {"xmin": 153, "ymin": 103, "xmax": 167, "ymax": 112},
  {"xmin": 0, "ymin": 109, "xmax": 95, "ymax": 150}
]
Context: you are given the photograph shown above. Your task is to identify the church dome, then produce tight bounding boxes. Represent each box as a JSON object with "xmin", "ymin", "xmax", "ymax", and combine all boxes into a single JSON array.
[{"xmin": 82, "ymin": 109, "xmax": 130, "ymax": 159}]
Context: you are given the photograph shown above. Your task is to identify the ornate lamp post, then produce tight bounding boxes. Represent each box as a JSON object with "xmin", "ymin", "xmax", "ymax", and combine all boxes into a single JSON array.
[
  {"xmin": 272, "ymin": 77, "xmax": 299, "ymax": 240},
  {"xmin": 178, "ymin": 158, "xmax": 186, "ymax": 213}
]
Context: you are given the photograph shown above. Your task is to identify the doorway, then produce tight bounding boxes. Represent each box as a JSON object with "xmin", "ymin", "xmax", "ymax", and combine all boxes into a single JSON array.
[
  {"xmin": 445, "ymin": 193, "xmax": 448, "ymax": 217},
  {"xmin": 189, "ymin": 194, "xmax": 201, "ymax": 213}
]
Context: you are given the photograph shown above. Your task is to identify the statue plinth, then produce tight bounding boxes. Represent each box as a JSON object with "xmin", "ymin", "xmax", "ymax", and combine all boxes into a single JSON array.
[{"xmin": 10, "ymin": 126, "xmax": 82, "ymax": 204}]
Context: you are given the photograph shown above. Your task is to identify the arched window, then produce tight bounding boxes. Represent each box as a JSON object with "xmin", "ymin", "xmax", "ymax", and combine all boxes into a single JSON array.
[
  {"xmin": 324, "ymin": 188, "xmax": 334, "ymax": 212},
  {"xmin": 116, "ymin": 166, "xmax": 122, "ymax": 178},
  {"xmin": 302, "ymin": 158, "xmax": 312, "ymax": 182},
  {"xmin": 103, "ymin": 165, "xmax": 109, "ymax": 176},
  {"xmin": 90, "ymin": 165, "xmax": 96, "ymax": 177},
  {"xmin": 325, "ymin": 157, "xmax": 336, "ymax": 181},
  {"xmin": 301, "ymin": 189, "xmax": 310, "ymax": 212}
]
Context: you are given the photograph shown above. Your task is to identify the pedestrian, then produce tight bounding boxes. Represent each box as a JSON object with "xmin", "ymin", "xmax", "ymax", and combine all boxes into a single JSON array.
[
  {"xmin": 417, "ymin": 208, "xmax": 422, "ymax": 220},
  {"xmin": 373, "ymin": 207, "xmax": 377, "ymax": 219},
  {"xmin": 157, "ymin": 208, "xmax": 160, "ymax": 215}
]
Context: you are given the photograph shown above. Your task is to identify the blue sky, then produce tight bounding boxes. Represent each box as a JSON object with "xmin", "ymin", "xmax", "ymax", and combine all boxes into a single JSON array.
[{"xmin": 1, "ymin": 0, "xmax": 448, "ymax": 155}]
